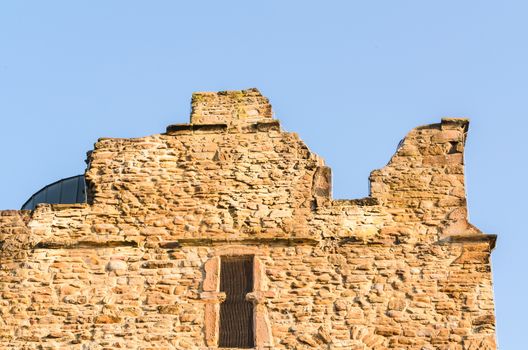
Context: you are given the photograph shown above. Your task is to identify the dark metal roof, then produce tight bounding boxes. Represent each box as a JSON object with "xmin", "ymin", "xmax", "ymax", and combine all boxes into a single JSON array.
[{"xmin": 21, "ymin": 175, "xmax": 87, "ymax": 210}]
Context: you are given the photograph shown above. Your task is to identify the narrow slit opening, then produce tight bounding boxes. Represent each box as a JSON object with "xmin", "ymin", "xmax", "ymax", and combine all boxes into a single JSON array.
[{"xmin": 219, "ymin": 255, "xmax": 255, "ymax": 348}]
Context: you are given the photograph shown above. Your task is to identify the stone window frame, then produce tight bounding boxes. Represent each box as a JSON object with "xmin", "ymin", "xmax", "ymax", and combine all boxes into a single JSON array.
[{"xmin": 201, "ymin": 246, "xmax": 274, "ymax": 349}]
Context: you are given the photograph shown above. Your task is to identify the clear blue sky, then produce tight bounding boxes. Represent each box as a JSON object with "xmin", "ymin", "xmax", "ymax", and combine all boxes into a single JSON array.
[{"xmin": 0, "ymin": 1, "xmax": 525, "ymax": 348}]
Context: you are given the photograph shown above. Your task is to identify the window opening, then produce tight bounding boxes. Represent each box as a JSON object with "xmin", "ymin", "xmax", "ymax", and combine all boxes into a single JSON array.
[{"xmin": 219, "ymin": 255, "xmax": 255, "ymax": 348}]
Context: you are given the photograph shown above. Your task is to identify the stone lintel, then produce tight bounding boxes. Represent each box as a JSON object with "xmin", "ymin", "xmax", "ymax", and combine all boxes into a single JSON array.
[
  {"xmin": 165, "ymin": 120, "xmax": 280, "ymax": 135},
  {"xmin": 438, "ymin": 233, "xmax": 497, "ymax": 251},
  {"xmin": 252, "ymin": 120, "xmax": 280, "ymax": 132},
  {"xmin": 441, "ymin": 117, "xmax": 470, "ymax": 131},
  {"xmin": 15, "ymin": 238, "xmax": 320, "ymax": 252},
  {"xmin": 165, "ymin": 123, "xmax": 228, "ymax": 135},
  {"xmin": 24, "ymin": 235, "xmax": 498, "ymax": 251},
  {"xmin": 332, "ymin": 197, "xmax": 379, "ymax": 207},
  {"xmin": 159, "ymin": 237, "xmax": 319, "ymax": 248},
  {"xmin": 34, "ymin": 240, "xmax": 139, "ymax": 249}
]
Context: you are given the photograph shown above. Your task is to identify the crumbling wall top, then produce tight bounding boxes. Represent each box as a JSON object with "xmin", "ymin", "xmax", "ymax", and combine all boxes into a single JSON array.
[{"xmin": 190, "ymin": 88, "xmax": 273, "ymax": 126}]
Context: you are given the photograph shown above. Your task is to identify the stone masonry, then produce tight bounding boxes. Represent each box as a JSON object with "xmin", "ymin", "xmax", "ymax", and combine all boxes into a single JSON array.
[{"xmin": 0, "ymin": 88, "xmax": 497, "ymax": 349}]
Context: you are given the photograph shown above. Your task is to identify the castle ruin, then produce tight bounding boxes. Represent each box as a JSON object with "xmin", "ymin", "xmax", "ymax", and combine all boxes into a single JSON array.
[{"xmin": 0, "ymin": 89, "xmax": 497, "ymax": 349}]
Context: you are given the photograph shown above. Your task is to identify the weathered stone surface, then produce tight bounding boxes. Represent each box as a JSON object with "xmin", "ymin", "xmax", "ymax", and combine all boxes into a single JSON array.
[{"xmin": 0, "ymin": 89, "xmax": 497, "ymax": 349}]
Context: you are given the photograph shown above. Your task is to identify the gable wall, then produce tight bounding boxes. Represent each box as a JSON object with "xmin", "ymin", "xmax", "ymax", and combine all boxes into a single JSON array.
[{"xmin": 0, "ymin": 89, "xmax": 497, "ymax": 349}]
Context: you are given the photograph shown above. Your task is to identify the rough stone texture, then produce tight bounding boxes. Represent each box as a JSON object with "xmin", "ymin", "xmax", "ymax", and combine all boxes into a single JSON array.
[{"xmin": 0, "ymin": 88, "xmax": 497, "ymax": 349}]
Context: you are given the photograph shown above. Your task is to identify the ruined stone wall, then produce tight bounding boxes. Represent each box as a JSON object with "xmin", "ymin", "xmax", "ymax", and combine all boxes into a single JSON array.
[{"xmin": 0, "ymin": 89, "xmax": 497, "ymax": 349}]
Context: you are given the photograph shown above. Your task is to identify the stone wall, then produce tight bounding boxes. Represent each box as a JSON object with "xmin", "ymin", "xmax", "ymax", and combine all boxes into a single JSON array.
[{"xmin": 0, "ymin": 89, "xmax": 497, "ymax": 349}]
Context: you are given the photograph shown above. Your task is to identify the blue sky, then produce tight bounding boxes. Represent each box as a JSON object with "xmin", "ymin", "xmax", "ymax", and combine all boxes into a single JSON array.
[{"xmin": 0, "ymin": 1, "xmax": 525, "ymax": 348}]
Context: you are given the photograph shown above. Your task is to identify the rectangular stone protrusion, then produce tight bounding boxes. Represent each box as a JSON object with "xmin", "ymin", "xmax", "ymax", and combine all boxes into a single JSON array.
[
  {"xmin": 441, "ymin": 117, "xmax": 469, "ymax": 131},
  {"xmin": 190, "ymin": 88, "xmax": 273, "ymax": 126},
  {"xmin": 312, "ymin": 166, "xmax": 332, "ymax": 208}
]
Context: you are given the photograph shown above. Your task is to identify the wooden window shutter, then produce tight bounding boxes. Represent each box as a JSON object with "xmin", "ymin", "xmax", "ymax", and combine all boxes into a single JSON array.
[{"xmin": 219, "ymin": 256, "xmax": 255, "ymax": 348}]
